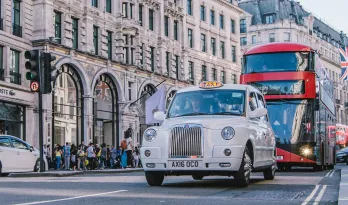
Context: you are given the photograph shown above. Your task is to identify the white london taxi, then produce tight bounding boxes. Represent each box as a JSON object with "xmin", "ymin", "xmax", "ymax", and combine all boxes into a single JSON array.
[{"xmin": 141, "ymin": 82, "xmax": 277, "ymax": 187}]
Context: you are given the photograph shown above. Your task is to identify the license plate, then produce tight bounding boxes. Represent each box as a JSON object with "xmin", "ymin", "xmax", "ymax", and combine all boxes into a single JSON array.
[
  {"xmin": 276, "ymin": 156, "xmax": 283, "ymax": 160},
  {"xmin": 169, "ymin": 161, "xmax": 202, "ymax": 168}
]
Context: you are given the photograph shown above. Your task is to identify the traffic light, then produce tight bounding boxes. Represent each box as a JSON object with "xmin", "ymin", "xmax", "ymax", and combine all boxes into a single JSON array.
[
  {"xmin": 42, "ymin": 52, "xmax": 57, "ymax": 94},
  {"xmin": 25, "ymin": 50, "xmax": 40, "ymax": 92}
]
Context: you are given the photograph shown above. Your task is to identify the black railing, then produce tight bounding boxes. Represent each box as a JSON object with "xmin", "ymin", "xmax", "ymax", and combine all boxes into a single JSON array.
[
  {"xmin": 0, "ymin": 68, "xmax": 4, "ymax": 81},
  {"xmin": 345, "ymin": 102, "xmax": 348, "ymax": 108},
  {"xmin": 240, "ymin": 27, "xmax": 247, "ymax": 33},
  {"xmin": 0, "ymin": 18, "xmax": 3, "ymax": 31},
  {"xmin": 12, "ymin": 23, "xmax": 22, "ymax": 37},
  {"xmin": 10, "ymin": 70, "xmax": 21, "ymax": 85}
]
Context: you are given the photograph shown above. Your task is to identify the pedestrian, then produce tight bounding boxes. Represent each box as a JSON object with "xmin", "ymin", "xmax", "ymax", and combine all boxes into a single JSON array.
[
  {"xmin": 95, "ymin": 144, "xmax": 101, "ymax": 169},
  {"xmin": 106, "ymin": 145, "xmax": 111, "ymax": 168},
  {"xmin": 110, "ymin": 145, "xmax": 117, "ymax": 169},
  {"xmin": 70, "ymin": 144, "xmax": 77, "ymax": 171},
  {"xmin": 77, "ymin": 146, "xmax": 85, "ymax": 170},
  {"xmin": 132, "ymin": 147, "xmax": 140, "ymax": 168},
  {"xmin": 63, "ymin": 142, "xmax": 71, "ymax": 170},
  {"xmin": 123, "ymin": 134, "xmax": 134, "ymax": 168},
  {"xmin": 54, "ymin": 147, "xmax": 62, "ymax": 170},
  {"xmin": 121, "ymin": 149, "xmax": 127, "ymax": 169},
  {"xmin": 87, "ymin": 143, "xmax": 96, "ymax": 170},
  {"xmin": 100, "ymin": 143, "xmax": 107, "ymax": 169}
]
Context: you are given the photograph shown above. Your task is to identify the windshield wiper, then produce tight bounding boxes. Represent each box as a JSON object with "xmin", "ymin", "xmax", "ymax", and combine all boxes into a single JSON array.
[
  {"xmin": 210, "ymin": 112, "xmax": 241, "ymax": 116},
  {"xmin": 176, "ymin": 112, "xmax": 208, "ymax": 117}
]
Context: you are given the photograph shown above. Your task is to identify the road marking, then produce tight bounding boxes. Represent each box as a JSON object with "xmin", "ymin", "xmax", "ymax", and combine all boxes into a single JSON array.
[
  {"xmin": 13, "ymin": 190, "xmax": 128, "ymax": 205},
  {"xmin": 329, "ymin": 170, "xmax": 335, "ymax": 177},
  {"xmin": 301, "ymin": 185, "xmax": 320, "ymax": 205},
  {"xmin": 325, "ymin": 170, "xmax": 333, "ymax": 177},
  {"xmin": 313, "ymin": 185, "xmax": 327, "ymax": 205}
]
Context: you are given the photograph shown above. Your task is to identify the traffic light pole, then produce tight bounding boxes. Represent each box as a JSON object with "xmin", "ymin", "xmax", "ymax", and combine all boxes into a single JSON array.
[{"xmin": 38, "ymin": 51, "xmax": 45, "ymax": 172}]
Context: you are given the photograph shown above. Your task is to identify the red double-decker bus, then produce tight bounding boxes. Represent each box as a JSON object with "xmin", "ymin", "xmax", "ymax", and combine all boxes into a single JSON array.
[{"xmin": 240, "ymin": 42, "xmax": 336, "ymax": 170}]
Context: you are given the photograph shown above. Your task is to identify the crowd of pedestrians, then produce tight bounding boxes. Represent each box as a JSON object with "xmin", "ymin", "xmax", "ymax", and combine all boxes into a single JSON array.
[{"xmin": 44, "ymin": 135, "xmax": 141, "ymax": 171}]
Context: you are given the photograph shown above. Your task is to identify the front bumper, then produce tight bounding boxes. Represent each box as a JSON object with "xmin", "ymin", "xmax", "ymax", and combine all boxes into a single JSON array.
[
  {"xmin": 141, "ymin": 145, "xmax": 244, "ymax": 173},
  {"xmin": 337, "ymin": 155, "xmax": 347, "ymax": 163}
]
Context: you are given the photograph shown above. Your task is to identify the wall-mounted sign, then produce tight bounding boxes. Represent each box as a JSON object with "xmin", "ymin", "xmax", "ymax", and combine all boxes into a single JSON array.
[
  {"xmin": 0, "ymin": 88, "xmax": 16, "ymax": 96},
  {"xmin": 0, "ymin": 86, "xmax": 35, "ymax": 104}
]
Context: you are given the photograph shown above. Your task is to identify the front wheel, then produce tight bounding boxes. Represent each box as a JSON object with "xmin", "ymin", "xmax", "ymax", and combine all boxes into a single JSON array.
[
  {"xmin": 145, "ymin": 171, "xmax": 164, "ymax": 186},
  {"xmin": 234, "ymin": 147, "xmax": 252, "ymax": 187}
]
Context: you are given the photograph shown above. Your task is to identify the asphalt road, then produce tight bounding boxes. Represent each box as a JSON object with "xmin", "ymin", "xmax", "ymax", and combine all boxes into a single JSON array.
[{"xmin": 0, "ymin": 166, "xmax": 341, "ymax": 205}]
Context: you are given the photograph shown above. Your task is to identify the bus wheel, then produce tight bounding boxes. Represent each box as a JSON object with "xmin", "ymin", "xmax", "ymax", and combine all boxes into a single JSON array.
[{"xmin": 145, "ymin": 171, "xmax": 164, "ymax": 186}]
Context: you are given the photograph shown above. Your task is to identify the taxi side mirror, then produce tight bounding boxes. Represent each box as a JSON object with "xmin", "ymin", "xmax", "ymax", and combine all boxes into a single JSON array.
[
  {"xmin": 249, "ymin": 108, "xmax": 267, "ymax": 119},
  {"xmin": 154, "ymin": 111, "xmax": 166, "ymax": 121},
  {"xmin": 29, "ymin": 146, "xmax": 34, "ymax": 152}
]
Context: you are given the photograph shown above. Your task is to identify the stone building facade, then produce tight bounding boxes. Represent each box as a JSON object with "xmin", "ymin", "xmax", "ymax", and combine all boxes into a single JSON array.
[
  {"xmin": 0, "ymin": 0, "xmax": 243, "ymax": 148},
  {"xmin": 238, "ymin": 0, "xmax": 348, "ymax": 125}
]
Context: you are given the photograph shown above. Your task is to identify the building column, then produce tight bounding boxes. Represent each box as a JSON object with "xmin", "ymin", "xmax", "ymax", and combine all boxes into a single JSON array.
[{"xmin": 83, "ymin": 95, "xmax": 94, "ymax": 143}]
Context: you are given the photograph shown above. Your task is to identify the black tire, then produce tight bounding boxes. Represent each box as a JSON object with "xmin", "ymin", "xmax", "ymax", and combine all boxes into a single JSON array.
[
  {"xmin": 34, "ymin": 159, "xmax": 41, "ymax": 172},
  {"xmin": 263, "ymin": 167, "xmax": 275, "ymax": 180},
  {"xmin": 0, "ymin": 166, "xmax": 9, "ymax": 177},
  {"xmin": 145, "ymin": 171, "xmax": 164, "ymax": 186},
  {"xmin": 192, "ymin": 175, "xmax": 204, "ymax": 180},
  {"xmin": 234, "ymin": 147, "xmax": 252, "ymax": 187}
]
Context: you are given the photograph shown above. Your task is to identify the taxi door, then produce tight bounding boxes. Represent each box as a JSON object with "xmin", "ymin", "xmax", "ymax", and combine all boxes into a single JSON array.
[
  {"xmin": 248, "ymin": 92, "xmax": 267, "ymax": 166},
  {"xmin": 256, "ymin": 93, "xmax": 273, "ymax": 163}
]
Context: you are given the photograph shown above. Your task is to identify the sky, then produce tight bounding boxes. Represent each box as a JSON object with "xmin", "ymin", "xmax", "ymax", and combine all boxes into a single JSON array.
[{"xmin": 297, "ymin": 0, "xmax": 348, "ymax": 35}]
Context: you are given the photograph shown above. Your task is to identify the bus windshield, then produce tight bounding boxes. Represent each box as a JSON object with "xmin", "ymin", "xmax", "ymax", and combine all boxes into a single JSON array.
[
  {"xmin": 267, "ymin": 99, "xmax": 314, "ymax": 144},
  {"xmin": 243, "ymin": 52, "xmax": 309, "ymax": 74},
  {"xmin": 167, "ymin": 90, "xmax": 246, "ymax": 118}
]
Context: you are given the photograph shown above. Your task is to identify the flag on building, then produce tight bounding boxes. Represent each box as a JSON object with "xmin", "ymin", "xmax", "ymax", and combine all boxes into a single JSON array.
[
  {"xmin": 95, "ymin": 82, "xmax": 111, "ymax": 101},
  {"xmin": 340, "ymin": 45, "xmax": 348, "ymax": 81},
  {"xmin": 145, "ymin": 86, "xmax": 166, "ymax": 124}
]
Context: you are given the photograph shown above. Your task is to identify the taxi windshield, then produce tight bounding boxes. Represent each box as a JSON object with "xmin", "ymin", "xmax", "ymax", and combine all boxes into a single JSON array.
[{"xmin": 167, "ymin": 89, "xmax": 246, "ymax": 118}]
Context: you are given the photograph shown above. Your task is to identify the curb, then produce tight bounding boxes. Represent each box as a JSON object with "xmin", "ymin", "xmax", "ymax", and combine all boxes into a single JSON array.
[
  {"xmin": 8, "ymin": 169, "xmax": 144, "ymax": 178},
  {"xmin": 9, "ymin": 172, "xmax": 84, "ymax": 178}
]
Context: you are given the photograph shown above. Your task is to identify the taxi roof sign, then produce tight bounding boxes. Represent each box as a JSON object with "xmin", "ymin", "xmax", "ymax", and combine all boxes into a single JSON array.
[{"xmin": 199, "ymin": 81, "xmax": 223, "ymax": 89}]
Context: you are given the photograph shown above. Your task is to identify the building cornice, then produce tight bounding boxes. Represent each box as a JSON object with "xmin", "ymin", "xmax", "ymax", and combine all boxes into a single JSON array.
[{"xmin": 213, "ymin": 0, "xmax": 245, "ymax": 14}]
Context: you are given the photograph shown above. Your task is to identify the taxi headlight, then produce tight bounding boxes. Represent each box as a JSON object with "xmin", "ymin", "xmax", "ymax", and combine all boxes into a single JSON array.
[
  {"xmin": 221, "ymin": 127, "xmax": 235, "ymax": 140},
  {"xmin": 144, "ymin": 129, "xmax": 157, "ymax": 142}
]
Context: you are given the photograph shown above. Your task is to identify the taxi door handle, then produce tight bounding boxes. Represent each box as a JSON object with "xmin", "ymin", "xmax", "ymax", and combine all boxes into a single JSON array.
[{"xmin": 17, "ymin": 152, "xmax": 20, "ymax": 155}]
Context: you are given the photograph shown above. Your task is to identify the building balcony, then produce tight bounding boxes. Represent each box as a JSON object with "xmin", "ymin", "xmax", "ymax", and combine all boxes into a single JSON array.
[
  {"xmin": 12, "ymin": 23, "xmax": 22, "ymax": 37},
  {"xmin": 0, "ymin": 18, "xmax": 3, "ymax": 30},
  {"xmin": 164, "ymin": 1, "xmax": 184, "ymax": 15},
  {"xmin": 0, "ymin": 68, "xmax": 4, "ymax": 81},
  {"xmin": 10, "ymin": 71, "xmax": 21, "ymax": 85}
]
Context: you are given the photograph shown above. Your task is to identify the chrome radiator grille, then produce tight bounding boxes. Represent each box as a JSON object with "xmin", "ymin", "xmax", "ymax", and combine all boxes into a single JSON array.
[{"xmin": 169, "ymin": 125, "xmax": 203, "ymax": 158}]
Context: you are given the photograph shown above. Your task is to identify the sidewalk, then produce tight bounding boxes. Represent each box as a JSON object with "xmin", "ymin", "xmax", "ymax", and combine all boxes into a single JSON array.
[
  {"xmin": 8, "ymin": 168, "xmax": 143, "ymax": 178},
  {"xmin": 339, "ymin": 165, "xmax": 348, "ymax": 205}
]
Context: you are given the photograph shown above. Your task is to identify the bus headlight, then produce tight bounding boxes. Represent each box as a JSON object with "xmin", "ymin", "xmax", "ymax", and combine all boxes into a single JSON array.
[
  {"xmin": 301, "ymin": 147, "xmax": 312, "ymax": 156},
  {"xmin": 221, "ymin": 127, "xmax": 235, "ymax": 140},
  {"xmin": 144, "ymin": 129, "xmax": 157, "ymax": 142}
]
